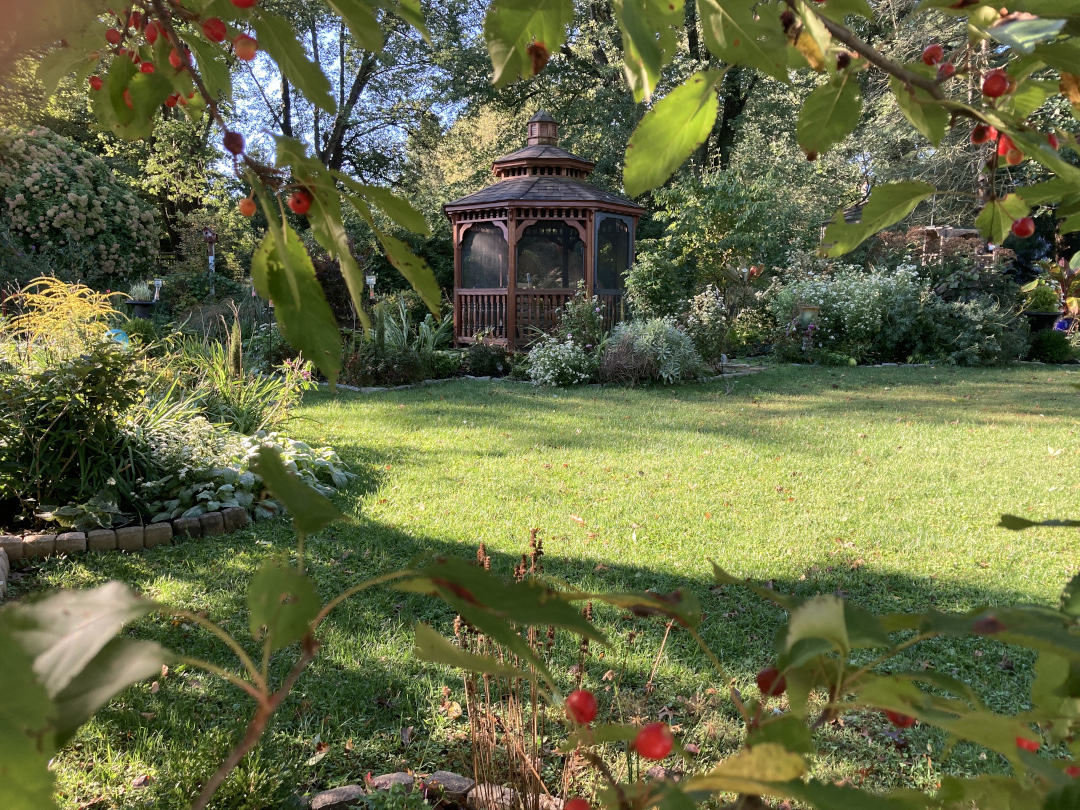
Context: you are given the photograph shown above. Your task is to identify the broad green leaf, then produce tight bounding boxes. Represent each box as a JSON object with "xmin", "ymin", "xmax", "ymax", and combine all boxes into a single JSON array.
[
  {"xmin": 1033, "ymin": 41, "xmax": 1080, "ymax": 75},
  {"xmin": 113, "ymin": 71, "xmax": 173, "ymax": 140},
  {"xmin": 588, "ymin": 589, "xmax": 701, "ymax": 629},
  {"xmin": 822, "ymin": 181, "xmax": 935, "ymax": 256},
  {"xmin": 1016, "ymin": 178, "xmax": 1080, "ymax": 206},
  {"xmin": 373, "ymin": 228, "xmax": 443, "ymax": 319},
  {"xmin": 814, "ymin": 0, "xmax": 874, "ymax": 22},
  {"xmin": 0, "ymin": 627, "xmax": 57, "ymax": 810},
  {"xmin": 1045, "ymin": 782, "xmax": 1080, "ymax": 810},
  {"xmin": 698, "ymin": 0, "xmax": 788, "ymax": 84},
  {"xmin": 991, "ymin": 18, "xmax": 1067, "ymax": 54},
  {"xmin": 1001, "ymin": 81, "xmax": 1052, "ymax": 119},
  {"xmin": 380, "ymin": 0, "xmax": 431, "ymax": 42},
  {"xmin": 1063, "ymin": 573, "xmax": 1080, "ymax": 620},
  {"xmin": 612, "ymin": 0, "xmax": 684, "ymax": 102},
  {"xmin": 250, "ymin": 225, "xmax": 342, "ymax": 383},
  {"xmin": 797, "ymin": 72, "xmax": 862, "ymax": 156},
  {"xmin": 843, "ymin": 603, "xmax": 892, "ymax": 649},
  {"xmin": 37, "ymin": 28, "xmax": 105, "ymax": 97},
  {"xmin": 483, "ymin": 0, "xmax": 574, "ymax": 85},
  {"xmin": 413, "ymin": 623, "xmax": 528, "ymax": 679},
  {"xmin": 745, "ymin": 715, "xmax": 815, "ymax": 754},
  {"xmin": 107, "ymin": 55, "xmax": 139, "ymax": 127},
  {"xmin": 975, "ymin": 194, "xmax": 1030, "ymax": 244},
  {"xmin": 335, "ymin": 175, "xmax": 430, "ymax": 236},
  {"xmin": 712, "ymin": 562, "xmax": 802, "ymax": 610},
  {"xmin": 784, "ymin": 595, "xmax": 849, "ymax": 657},
  {"xmin": 52, "ymin": 638, "xmax": 167, "ymax": 746},
  {"xmin": 999, "ymin": 514, "xmax": 1080, "ymax": 530},
  {"xmin": 4, "ymin": 582, "xmax": 157, "ymax": 698},
  {"xmin": 623, "ymin": 70, "xmax": 723, "ymax": 198},
  {"xmin": 890, "ymin": 76, "xmax": 948, "ymax": 145},
  {"xmin": 250, "ymin": 445, "xmax": 349, "ymax": 535},
  {"xmin": 784, "ymin": 779, "xmax": 928, "ymax": 809},
  {"xmin": 937, "ymin": 775, "xmax": 1032, "ymax": 810},
  {"xmin": 248, "ymin": 559, "xmax": 320, "ymax": 651},
  {"xmin": 1, "ymin": 0, "xmax": 108, "ymax": 77},
  {"xmin": 186, "ymin": 34, "xmax": 232, "ymax": 100},
  {"xmin": 683, "ymin": 743, "xmax": 806, "ymax": 796},
  {"xmin": 325, "ymin": 0, "xmax": 383, "ymax": 52},
  {"xmin": 252, "ymin": 9, "xmax": 336, "ymax": 113}
]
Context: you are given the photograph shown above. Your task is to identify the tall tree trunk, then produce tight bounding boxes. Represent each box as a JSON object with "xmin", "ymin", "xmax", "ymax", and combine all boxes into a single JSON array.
[
  {"xmin": 282, "ymin": 76, "xmax": 293, "ymax": 138},
  {"xmin": 339, "ymin": 22, "xmax": 346, "ymax": 110},
  {"xmin": 712, "ymin": 67, "xmax": 756, "ymax": 171},
  {"xmin": 686, "ymin": 0, "xmax": 701, "ymax": 63},
  {"xmin": 324, "ymin": 51, "xmax": 378, "ymax": 172}
]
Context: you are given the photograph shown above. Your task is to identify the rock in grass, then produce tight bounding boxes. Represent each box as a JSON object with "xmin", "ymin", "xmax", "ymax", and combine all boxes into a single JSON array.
[
  {"xmin": 311, "ymin": 784, "xmax": 365, "ymax": 809},
  {"xmin": 427, "ymin": 771, "xmax": 475, "ymax": 801},
  {"xmin": 469, "ymin": 784, "xmax": 517, "ymax": 810},
  {"xmin": 369, "ymin": 773, "xmax": 414, "ymax": 792}
]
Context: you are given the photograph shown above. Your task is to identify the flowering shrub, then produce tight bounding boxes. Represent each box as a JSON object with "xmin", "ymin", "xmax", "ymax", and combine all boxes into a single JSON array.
[
  {"xmin": 527, "ymin": 337, "xmax": 595, "ymax": 386},
  {"xmin": 559, "ymin": 283, "xmax": 605, "ymax": 353},
  {"xmin": 601, "ymin": 317, "xmax": 705, "ymax": 385},
  {"xmin": 0, "ymin": 128, "xmax": 158, "ymax": 282},
  {"xmin": 683, "ymin": 284, "xmax": 728, "ymax": 363}
]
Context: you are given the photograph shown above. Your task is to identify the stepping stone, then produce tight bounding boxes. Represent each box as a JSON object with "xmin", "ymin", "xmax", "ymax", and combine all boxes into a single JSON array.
[
  {"xmin": 369, "ymin": 773, "xmax": 414, "ymax": 792},
  {"xmin": 470, "ymin": 784, "xmax": 517, "ymax": 810},
  {"xmin": 311, "ymin": 785, "xmax": 365, "ymax": 810},
  {"xmin": 427, "ymin": 771, "xmax": 475, "ymax": 801}
]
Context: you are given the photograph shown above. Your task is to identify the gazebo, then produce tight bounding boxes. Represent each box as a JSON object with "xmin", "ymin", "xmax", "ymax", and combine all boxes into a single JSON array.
[{"xmin": 444, "ymin": 111, "xmax": 645, "ymax": 351}]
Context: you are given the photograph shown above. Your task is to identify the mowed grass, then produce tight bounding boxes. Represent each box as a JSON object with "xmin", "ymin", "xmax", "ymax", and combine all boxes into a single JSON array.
[{"xmin": 13, "ymin": 364, "xmax": 1080, "ymax": 809}]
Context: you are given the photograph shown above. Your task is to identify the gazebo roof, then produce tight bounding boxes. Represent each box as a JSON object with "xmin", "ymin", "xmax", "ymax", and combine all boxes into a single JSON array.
[
  {"xmin": 493, "ymin": 144, "xmax": 592, "ymax": 164},
  {"xmin": 444, "ymin": 176, "xmax": 644, "ymax": 211}
]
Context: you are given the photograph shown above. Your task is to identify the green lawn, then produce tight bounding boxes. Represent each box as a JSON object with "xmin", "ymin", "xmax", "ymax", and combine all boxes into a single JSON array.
[{"xmin": 13, "ymin": 364, "xmax": 1080, "ymax": 809}]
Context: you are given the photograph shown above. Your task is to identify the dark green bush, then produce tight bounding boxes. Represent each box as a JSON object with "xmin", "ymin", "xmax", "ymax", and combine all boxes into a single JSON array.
[
  {"xmin": 1027, "ymin": 330, "xmax": 1074, "ymax": 364},
  {"xmin": 466, "ymin": 342, "xmax": 508, "ymax": 375},
  {"xmin": 430, "ymin": 350, "xmax": 462, "ymax": 378},
  {"xmin": 340, "ymin": 341, "xmax": 429, "ymax": 386},
  {"xmin": 124, "ymin": 317, "xmax": 161, "ymax": 346}
]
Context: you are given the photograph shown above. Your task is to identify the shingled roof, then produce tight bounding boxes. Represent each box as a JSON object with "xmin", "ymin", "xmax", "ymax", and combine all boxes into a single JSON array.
[
  {"xmin": 444, "ymin": 176, "xmax": 643, "ymax": 210},
  {"xmin": 493, "ymin": 144, "xmax": 592, "ymax": 164}
]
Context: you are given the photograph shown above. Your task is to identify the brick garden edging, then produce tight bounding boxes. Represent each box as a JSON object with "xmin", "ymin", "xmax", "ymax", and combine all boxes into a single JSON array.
[{"xmin": 0, "ymin": 507, "xmax": 252, "ymax": 600}]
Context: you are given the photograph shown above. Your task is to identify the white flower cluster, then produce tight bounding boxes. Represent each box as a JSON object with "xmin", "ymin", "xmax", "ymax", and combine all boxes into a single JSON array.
[
  {"xmin": 0, "ymin": 127, "xmax": 158, "ymax": 276},
  {"xmin": 528, "ymin": 337, "xmax": 595, "ymax": 387}
]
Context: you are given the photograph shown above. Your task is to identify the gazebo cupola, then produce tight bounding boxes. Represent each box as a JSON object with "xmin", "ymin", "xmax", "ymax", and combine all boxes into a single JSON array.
[{"xmin": 444, "ymin": 111, "xmax": 645, "ymax": 351}]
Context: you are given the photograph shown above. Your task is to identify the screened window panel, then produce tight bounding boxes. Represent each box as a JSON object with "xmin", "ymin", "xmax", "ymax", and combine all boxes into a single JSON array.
[
  {"xmin": 596, "ymin": 218, "xmax": 630, "ymax": 291},
  {"xmin": 461, "ymin": 223, "xmax": 508, "ymax": 288},
  {"xmin": 517, "ymin": 222, "xmax": 584, "ymax": 288}
]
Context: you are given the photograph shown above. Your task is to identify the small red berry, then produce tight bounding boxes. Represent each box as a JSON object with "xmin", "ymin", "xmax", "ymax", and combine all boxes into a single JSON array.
[
  {"xmin": 937, "ymin": 62, "xmax": 955, "ymax": 80},
  {"xmin": 1048, "ymin": 133, "xmax": 1060, "ymax": 150},
  {"xmin": 634, "ymin": 723, "xmax": 673, "ymax": 760},
  {"xmin": 165, "ymin": 93, "xmax": 179, "ymax": 107},
  {"xmin": 997, "ymin": 134, "xmax": 1015, "ymax": 156},
  {"xmin": 106, "ymin": 28, "xmax": 122, "ymax": 45},
  {"xmin": 231, "ymin": 0, "xmax": 257, "ymax": 7},
  {"xmin": 145, "ymin": 21, "xmax": 162, "ymax": 44},
  {"xmin": 177, "ymin": 93, "xmax": 188, "ymax": 106},
  {"xmin": 1016, "ymin": 736, "xmax": 1040, "ymax": 752},
  {"xmin": 169, "ymin": 47, "xmax": 186, "ymax": 70},
  {"xmin": 921, "ymin": 44, "xmax": 944, "ymax": 66},
  {"xmin": 233, "ymin": 34, "xmax": 258, "ymax": 61},
  {"xmin": 756, "ymin": 666, "xmax": 786, "ymax": 698},
  {"xmin": 202, "ymin": 18, "xmax": 227, "ymax": 43},
  {"xmin": 565, "ymin": 690, "xmax": 598, "ymax": 724},
  {"xmin": 223, "ymin": 130, "xmax": 245, "ymax": 155},
  {"xmin": 565, "ymin": 800, "xmax": 590, "ymax": 810},
  {"xmin": 1011, "ymin": 217, "xmax": 1035, "ymax": 239},
  {"xmin": 885, "ymin": 710, "xmax": 916, "ymax": 728},
  {"xmin": 971, "ymin": 125, "xmax": 992, "ymax": 145},
  {"xmin": 973, "ymin": 615, "xmax": 1006, "ymax": 634},
  {"xmin": 1006, "ymin": 148, "xmax": 1024, "ymax": 166},
  {"xmin": 288, "ymin": 189, "xmax": 313, "ymax": 215},
  {"xmin": 128, "ymin": 11, "xmax": 142, "ymax": 30},
  {"xmin": 1067, "ymin": 765, "xmax": 1080, "ymax": 778},
  {"xmin": 982, "ymin": 69, "xmax": 1010, "ymax": 98},
  {"xmin": 123, "ymin": 87, "xmax": 133, "ymax": 109},
  {"xmin": 140, "ymin": 61, "xmax": 155, "ymax": 73},
  {"xmin": 89, "ymin": 76, "xmax": 103, "ymax": 91},
  {"xmin": 239, "ymin": 197, "xmax": 257, "ymax": 217}
]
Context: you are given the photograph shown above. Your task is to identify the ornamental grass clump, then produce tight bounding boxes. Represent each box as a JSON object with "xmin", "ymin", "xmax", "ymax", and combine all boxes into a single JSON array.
[{"xmin": 600, "ymin": 317, "xmax": 704, "ymax": 385}]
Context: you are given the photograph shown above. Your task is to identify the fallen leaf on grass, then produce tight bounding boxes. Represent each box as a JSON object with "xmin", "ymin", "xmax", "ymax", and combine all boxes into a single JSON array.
[{"xmin": 570, "ymin": 515, "xmax": 585, "ymax": 526}]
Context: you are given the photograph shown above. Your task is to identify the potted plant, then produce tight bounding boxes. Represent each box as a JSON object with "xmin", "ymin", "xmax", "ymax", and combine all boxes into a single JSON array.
[
  {"xmin": 123, "ymin": 280, "xmax": 156, "ymax": 319},
  {"xmin": 1021, "ymin": 280, "xmax": 1061, "ymax": 332}
]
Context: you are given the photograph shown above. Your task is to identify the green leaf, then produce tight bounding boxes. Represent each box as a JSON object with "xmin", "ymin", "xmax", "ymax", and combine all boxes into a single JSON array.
[
  {"xmin": 890, "ymin": 76, "xmax": 948, "ymax": 145},
  {"xmin": 712, "ymin": 562, "xmax": 803, "ymax": 610},
  {"xmin": 248, "ymin": 559, "xmax": 320, "ymax": 651},
  {"xmin": 1062, "ymin": 573, "xmax": 1080, "ymax": 619},
  {"xmin": 0, "ymin": 626, "xmax": 58, "ymax": 810},
  {"xmin": 3, "ymin": 582, "xmax": 157, "ymax": 699},
  {"xmin": 186, "ymin": 34, "xmax": 232, "ymax": 99},
  {"xmin": 683, "ymin": 743, "xmax": 806, "ymax": 796},
  {"xmin": 380, "ymin": 0, "xmax": 431, "ymax": 42},
  {"xmin": 1033, "ymin": 41, "xmax": 1080, "ymax": 74},
  {"xmin": 1016, "ymin": 178, "xmax": 1080, "ymax": 206},
  {"xmin": 250, "ymin": 224, "xmax": 342, "ymax": 384},
  {"xmin": 1001, "ymin": 81, "xmax": 1052, "ymax": 119},
  {"xmin": 612, "ymin": 0, "xmax": 684, "ymax": 102},
  {"xmin": 372, "ymin": 228, "xmax": 443, "ymax": 319},
  {"xmin": 797, "ymin": 72, "xmax": 863, "ymax": 157},
  {"xmin": 413, "ymin": 623, "xmax": 528, "ymax": 678},
  {"xmin": 52, "ymin": 638, "xmax": 167, "ymax": 746},
  {"xmin": 1045, "ymin": 782, "xmax": 1080, "ymax": 810},
  {"xmin": 107, "ymin": 54, "xmax": 139, "ymax": 126},
  {"xmin": 589, "ymin": 589, "xmax": 702, "ymax": 629},
  {"xmin": 814, "ymin": 0, "xmax": 874, "ymax": 22},
  {"xmin": 784, "ymin": 779, "xmax": 927, "ymax": 809},
  {"xmin": 483, "ymin": 0, "xmax": 574, "ymax": 85},
  {"xmin": 1, "ymin": 0, "xmax": 107, "ymax": 78},
  {"xmin": 252, "ymin": 9, "xmax": 336, "ymax": 113},
  {"xmin": 975, "ymin": 194, "xmax": 1030, "ymax": 244},
  {"xmin": 623, "ymin": 70, "xmax": 723, "ymax": 198},
  {"xmin": 250, "ymin": 445, "xmax": 349, "ymax": 535},
  {"xmin": 698, "ymin": 0, "xmax": 788, "ymax": 84},
  {"xmin": 999, "ymin": 514, "xmax": 1080, "ymax": 530},
  {"xmin": 325, "ymin": 0, "xmax": 383, "ymax": 52},
  {"xmin": 113, "ymin": 71, "xmax": 173, "ymax": 140},
  {"xmin": 991, "ymin": 18, "xmax": 1067, "ymax": 54},
  {"xmin": 843, "ymin": 603, "xmax": 892, "ymax": 649},
  {"xmin": 784, "ymin": 595, "xmax": 849, "ymax": 657},
  {"xmin": 337, "ymin": 177, "xmax": 430, "ymax": 236},
  {"xmin": 822, "ymin": 181, "xmax": 935, "ymax": 256},
  {"xmin": 745, "ymin": 715, "xmax": 815, "ymax": 754}
]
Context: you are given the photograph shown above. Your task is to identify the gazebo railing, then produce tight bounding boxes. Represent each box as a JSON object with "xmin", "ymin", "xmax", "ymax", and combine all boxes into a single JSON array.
[
  {"xmin": 515, "ymin": 289, "xmax": 571, "ymax": 344},
  {"xmin": 455, "ymin": 289, "xmax": 508, "ymax": 343},
  {"xmin": 596, "ymin": 291, "xmax": 625, "ymax": 334}
]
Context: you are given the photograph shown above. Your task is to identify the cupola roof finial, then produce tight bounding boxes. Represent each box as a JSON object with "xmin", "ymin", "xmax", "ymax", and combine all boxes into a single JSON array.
[{"xmin": 527, "ymin": 110, "xmax": 558, "ymax": 146}]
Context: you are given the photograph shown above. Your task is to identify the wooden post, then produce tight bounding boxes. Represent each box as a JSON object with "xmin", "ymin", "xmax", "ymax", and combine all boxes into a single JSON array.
[
  {"xmin": 506, "ymin": 207, "xmax": 518, "ymax": 352},
  {"xmin": 585, "ymin": 211, "xmax": 594, "ymax": 298},
  {"xmin": 452, "ymin": 215, "xmax": 462, "ymax": 345}
]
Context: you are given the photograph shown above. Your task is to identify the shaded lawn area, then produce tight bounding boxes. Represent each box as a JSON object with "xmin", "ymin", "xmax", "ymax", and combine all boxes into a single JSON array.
[{"xmin": 14, "ymin": 364, "xmax": 1080, "ymax": 809}]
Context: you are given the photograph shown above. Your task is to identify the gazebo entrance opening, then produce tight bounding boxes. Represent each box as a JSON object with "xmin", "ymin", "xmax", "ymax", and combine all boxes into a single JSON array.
[{"xmin": 445, "ymin": 112, "xmax": 644, "ymax": 351}]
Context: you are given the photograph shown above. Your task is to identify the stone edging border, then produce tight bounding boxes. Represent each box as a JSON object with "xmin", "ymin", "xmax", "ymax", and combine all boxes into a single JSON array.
[
  {"xmin": 0, "ymin": 507, "xmax": 251, "ymax": 600},
  {"xmin": 308, "ymin": 770, "xmax": 564, "ymax": 810},
  {"xmin": 320, "ymin": 365, "xmax": 768, "ymax": 394}
]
